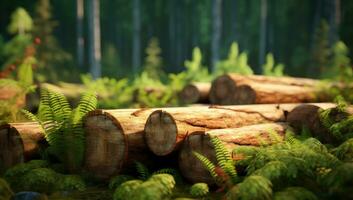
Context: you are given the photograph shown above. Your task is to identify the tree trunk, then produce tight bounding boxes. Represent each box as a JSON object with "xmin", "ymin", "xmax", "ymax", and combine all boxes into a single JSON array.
[
  {"xmin": 132, "ymin": 0, "xmax": 141, "ymax": 73},
  {"xmin": 179, "ymin": 123, "xmax": 290, "ymax": 184},
  {"xmin": 211, "ymin": 0, "xmax": 222, "ymax": 72},
  {"xmin": 144, "ymin": 103, "xmax": 335, "ymax": 156},
  {"xmin": 0, "ymin": 122, "xmax": 45, "ymax": 172},
  {"xmin": 179, "ymin": 82, "xmax": 211, "ymax": 104},
  {"xmin": 87, "ymin": 0, "xmax": 101, "ymax": 79},
  {"xmin": 76, "ymin": 0, "xmax": 84, "ymax": 69},
  {"xmin": 84, "ymin": 108, "xmax": 159, "ymax": 179},
  {"xmin": 259, "ymin": 0, "xmax": 268, "ymax": 71},
  {"xmin": 209, "ymin": 74, "xmax": 328, "ymax": 105}
]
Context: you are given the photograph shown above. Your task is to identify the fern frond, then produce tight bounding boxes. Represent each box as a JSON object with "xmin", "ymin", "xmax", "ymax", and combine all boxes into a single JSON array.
[
  {"xmin": 135, "ymin": 161, "xmax": 150, "ymax": 180},
  {"xmin": 253, "ymin": 161, "xmax": 289, "ymax": 182},
  {"xmin": 193, "ymin": 151, "xmax": 217, "ymax": 179},
  {"xmin": 334, "ymin": 138, "xmax": 353, "ymax": 162}
]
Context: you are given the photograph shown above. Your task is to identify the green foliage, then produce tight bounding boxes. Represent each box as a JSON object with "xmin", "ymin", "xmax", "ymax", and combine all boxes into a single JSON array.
[
  {"xmin": 312, "ymin": 20, "xmax": 330, "ymax": 76},
  {"xmin": 144, "ymin": 37, "xmax": 163, "ymax": 80},
  {"xmin": 194, "ymin": 136, "xmax": 239, "ymax": 188},
  {"xmin": 109, "ymin": 175, "xmax": 134, "ymax": 190},
  {"xmin": 273, "ymin": 187, "xmax": 318, "ymax": 200},
  {"xmin": 1, "ymin": 34, "xmax": 32, "ymax": 68},
  {"xmin": 215, "ymin": 42, "xmax": 253, "ymax": 76},
  {"xmin": 113, "ymin": 174, "xmax": 175, "ymax": 200},
  {"xmin": 21, "ymin": 167, "xmax": 59, "ymax": 193},
  {"xmin": 189, "ymin": 183, "xmax": 209, "ymax": 198},
  {"xmin": 113, "ymin": 180, "xmax": 143, "ymax": 200},
  {"xmin": 183, "ymin": 47, "xmax": 210, "ymax": 82},
  {"xmin": 7, "ymin": 7, "xmax": 33, "ymax": 35},
  {"xmin": 57, "ymin": 175, "xmax": 86, "ymax": 191},
  {"xmin": 23, "ymin": 89, "xmax": 97, "ymax": 172},
  {"xmin": 227, "ymin": 176, "xmax": 272, "ymax": 200},
  {"xmin": 0, "ymin": 178, "xmax": 14, "ymax": 200},
  {"xmin": 81, "ymin": 74, "xmax": 133, "ymax": 108},
  {"xmin": 135, "ymin": 161, "xmax": 151, "ymax": 181},
  {"xmin": 262, "ymin": 53, "xmax": 284, "ymax": 76},
  {"xmin": 333, "ymin": 138, "xmax": 353, "ymax": 162}
]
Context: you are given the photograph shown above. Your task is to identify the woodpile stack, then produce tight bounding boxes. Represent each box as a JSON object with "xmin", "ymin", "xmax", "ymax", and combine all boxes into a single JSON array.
[{"xmin": 81, "ymin": 102, "xmax": 336, "ymax": 180}]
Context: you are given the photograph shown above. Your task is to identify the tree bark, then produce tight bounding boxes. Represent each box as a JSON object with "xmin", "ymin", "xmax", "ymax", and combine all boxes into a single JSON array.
[
  {"xmin": 211, "ymin": 0, "xmax": 222, "ymax": 72},
  {"xmin": 84, "ymin": 108, "xmax": 160, "ymax": 179},
  {"xmin": 209, "ymin": 74, "xmax": 328, "ymax": 105},
  {"xmin": 87, "ymin": 0, "xmax": 101, "ymax": 79},
  {"xmin": 179, "ymin": 123, "xmax": 290, "ymax": 184},
  {"xmin": 144, "ymin": 103, "xmax": 335, "ymax": 156},
  {"xmin": 179, "ymin": 82, "xmax": 211, "ymax": 104},
  {"xmin": 0, "ymin": 122, "xmax": 45, "ymax": 172},
  {"xmin": 76, "ymin": 0, "xmax": 84, "ymax": 69},
  {"xmin": 132, "ymin": 0, "xmax": 141, "ymax": 73},
  {"xmin": 259, "ymin": 0, "xmax": 268, "ymax": 70}
]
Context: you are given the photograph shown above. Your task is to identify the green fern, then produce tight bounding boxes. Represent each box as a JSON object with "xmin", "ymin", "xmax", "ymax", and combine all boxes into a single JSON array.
[
  {"xmin": 190, "ymin": 183, "xmax": 209, "ymax": 197},
  {"xmin": 333, "ymin": 138, "xmax": 353, "ymax": 162},
  {"xmin": 135, "ymin": 161, "xmax": 151, "ymax": 180},
  {"xmin": 192, "ymin": 151, "xmax": 217, "ymax": 179},
  {"xmin": 23, "ymin": 89, "xmax": 97, "ymax": 172},
  {"xmin": 273, "ymin": 187, "xmax": 318, "ymax": 200},
  {"xmin": 210, "ymin": 136, "xmax": 238, "ymax": 184},
  {"xmin": 253, "ymin": 161, "xmax": 289, "ymax": 182},
  {"xmin": 152, "ymin": 168, "xmax": 183, "ymax": 184}
]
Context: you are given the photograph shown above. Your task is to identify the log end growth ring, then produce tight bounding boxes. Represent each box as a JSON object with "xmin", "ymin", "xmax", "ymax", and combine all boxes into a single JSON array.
[
  {"xmin": 179, "ymin": 84, "xmax": 200, "ymax": 104},
  {"xmin": 145, "ymin": 110, "xmax": 178, "ymax": 156},
  {"xmin": 84, "ymin": 111, "xmax": 127, "ymax": 179},
  {"xmin": 210, "ymin": 75, "xmax": 237, "ymax": 104}
]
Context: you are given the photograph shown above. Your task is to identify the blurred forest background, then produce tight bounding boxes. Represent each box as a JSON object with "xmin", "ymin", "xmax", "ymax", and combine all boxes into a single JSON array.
[{"xmin": 1, "ymin": 0, "xmax": 352, "ymax": 81}]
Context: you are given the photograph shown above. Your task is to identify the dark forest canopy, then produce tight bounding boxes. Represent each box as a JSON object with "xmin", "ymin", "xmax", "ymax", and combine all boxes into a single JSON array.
[{"xmin": 0, "ymin": 0, "xmax": 352, "ymax": 79}]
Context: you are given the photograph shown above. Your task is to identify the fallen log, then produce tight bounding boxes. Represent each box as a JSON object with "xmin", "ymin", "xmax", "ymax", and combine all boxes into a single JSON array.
[
  {"xmin": 179, "ymin": 83, "xmax": 211, "ymax": 104},
  {"xmin": 0, "ymin": 122, "xmax": 45, "ymax": 172},
  {"xmin": 178, "ymin": 123, "xmax": 290, "ymax": 184},
  {"xmin": 209, "ymin": 74, "xmax": 328, "ymax": 105},
  {"xmin": 144, "ymin": 103, "xmax": 335, "ymax": 156},
  {"xmin": 84, "ymin": 108, "xmax": 160, "ymax": 179},
  {"xmin": 287, "ymin": 104, "xmax": 353, "ymax": 144}
]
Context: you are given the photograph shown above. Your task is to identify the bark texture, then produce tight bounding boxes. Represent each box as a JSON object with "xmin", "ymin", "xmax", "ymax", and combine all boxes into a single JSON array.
[
  {"xmin": 0, "ymin": 122, "xmax": 44, "ymax": 172},
  {"xmin": 210, "ymin": 74, "xmax": 327, "ymax": 105},
  {"xmin": 179, "ymin": 123, "xmax": 289, "ymax": 184},
  {"xmin": 179, "ymin": 82, "xmax": 211, "ymax": 104},
  {"xmin": 144, "ymin": 103, "xmax": 335, "ymax": 156}
]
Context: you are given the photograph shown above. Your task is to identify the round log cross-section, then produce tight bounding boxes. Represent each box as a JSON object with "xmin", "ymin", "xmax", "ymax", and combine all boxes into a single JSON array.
[
  {"xmin": 0, "ymin": 122, "xmax": 44, "ymax": 172},
  {"xmin": 179, "ymin": 83, "xmax": 211, "ymax": 104},
  {"xmin": 84, "ymin": 108, "xmax": 157, "ymax": 179}
]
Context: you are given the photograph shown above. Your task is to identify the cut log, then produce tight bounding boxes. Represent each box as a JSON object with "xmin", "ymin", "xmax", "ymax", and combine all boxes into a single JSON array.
[
  {"xmin": 179, "ymin": 83, "xmax": 211, "ymax": 104},
  {"xmin": 209, "ymin": 74, "xmax": 328, "ymax": 105},
  {"xmin": 287, "ymin": 104, "xmax": 353, "ymax": 143},
  {"xmin": 178, "ymin": 123, "xmax": 290, "ymax": 184},
  {"xmin": 84, "ymin": 108, "xmax": 160, "ymax": 179},
  {"xmin": 144, "ymin": 103, "xmax": 335, "ymax": 156},
  {"xmin": 0, "ymin": 122, "xmax": 45, "ymax": 172}
]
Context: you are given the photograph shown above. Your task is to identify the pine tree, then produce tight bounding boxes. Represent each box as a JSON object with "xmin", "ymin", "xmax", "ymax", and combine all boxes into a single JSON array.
[{"xmin": 143, "ymin": 37, "xmax": 163, "ymax": 79}]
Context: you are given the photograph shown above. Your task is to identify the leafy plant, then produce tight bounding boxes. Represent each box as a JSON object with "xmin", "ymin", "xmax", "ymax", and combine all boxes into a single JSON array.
[
  {"xmin": 23, "ymin": 89, "xmax": 97, "ymax": 172},
  {"xmin": 109, "ymin": 175, "xmax": 134, "ymax": 190},
  {"xmin": 273, "ymin": 187, "xmax": 318, "ymax": 200},
  {"xmin": 57, "ymin": 175, "xmax": 86, "ymax": 192},
  {"xmin": 190, "ymin": 183, "xmax": 209, "ymax": 197},
  {"xmin": 262, "ymin": 53, "xmax": 284, "ymax": 76},
  {"xmin": 215, "ymin": 42, "xmax": 253, "ymax": 76},
  {"xmin": 113, "ymin": 174, "xmax": 176, "ymax": 200},
  {"xmin": 183, "ymin": 47, "xmax": 210, "ymax": 82},
  {"xmin": 193, "ymin": 136, "xmax": 239, "ymax": 189},
  {"xmin": 21, "ymin": 167, "xmax": 59, "ymax": 193}
]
